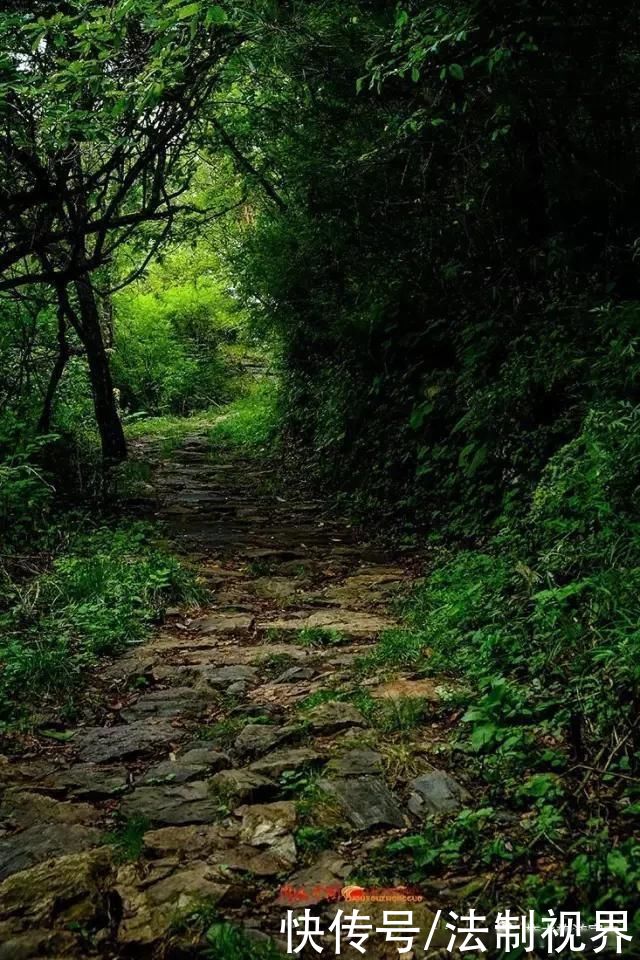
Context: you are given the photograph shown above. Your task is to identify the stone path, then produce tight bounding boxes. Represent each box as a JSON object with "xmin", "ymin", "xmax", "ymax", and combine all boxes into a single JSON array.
[{"xmin": 0, "ymin": 436, "xmax": 467, "ymax": 958}]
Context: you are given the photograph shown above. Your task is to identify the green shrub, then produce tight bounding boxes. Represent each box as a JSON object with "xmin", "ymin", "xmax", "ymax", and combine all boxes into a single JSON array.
[
  {"xmin": 104, "ymin": 814, "xmax": 149, "ymax": 863},
  {"xmin": 371, "ymin": 399, "xmax": 640, "ymax": 912},
  {"xmin": 204, "ymin": 923, "xmax": 283, "ymax": 960},
  {"xmin": 297, "ymin": 626, "xmax": 344, "ymax": 647},
  {"xmin": 112, "ymin": 295, "xmax": 232, "ymax": 415},
  {"xmin": 0, "ymin": 454, "xmax": 53, "ymax": 546},
  {"xmin": 0, "ymin": 521, "xmax": 198, "ymax": 723},
  {"xmin": 112, "ymin": 242, "xmax": 247, "ymax": 416},
  {"xmin": 207, "ymin": 379, "xmax": 279, "ymax": 451}
]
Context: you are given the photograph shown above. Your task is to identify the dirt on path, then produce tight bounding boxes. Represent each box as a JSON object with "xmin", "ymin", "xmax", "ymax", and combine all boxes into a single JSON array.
[{"xmin": 0, "ymin": 436, "xmax": 466, "ymax": 958}]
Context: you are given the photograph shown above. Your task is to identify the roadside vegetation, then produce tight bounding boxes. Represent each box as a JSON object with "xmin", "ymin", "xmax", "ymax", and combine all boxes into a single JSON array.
[
  {"xmin": 0, "ymin": 0, "xmax": 639, "ymax": 937},
  {"xmin": 0, "ymin": 522, "xmax": 198, "ymax": 727}
]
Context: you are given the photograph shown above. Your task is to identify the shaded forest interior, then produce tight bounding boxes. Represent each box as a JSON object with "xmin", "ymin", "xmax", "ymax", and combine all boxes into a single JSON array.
[{"xmin": 1, "ymin": 0, "xmax": 640, "ymax": 954}]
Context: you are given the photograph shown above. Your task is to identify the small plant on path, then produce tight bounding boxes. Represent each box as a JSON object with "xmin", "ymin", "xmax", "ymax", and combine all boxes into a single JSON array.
[
  {"xmin": 204, "ymin": 922, "xmax": 284, "ymax": 960},
  {"xmin": 104, "ymin": 814, "xmax": 149, "ymax": 863},
  {"xmin": 297, "ymin": 626, "xmax": 345, "ymax": 647}
]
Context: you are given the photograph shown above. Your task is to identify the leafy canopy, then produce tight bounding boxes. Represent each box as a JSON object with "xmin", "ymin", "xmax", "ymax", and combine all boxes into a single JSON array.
[{"xmin": 0, "ymin": 0, "xmax": 236, "ymax": 290}]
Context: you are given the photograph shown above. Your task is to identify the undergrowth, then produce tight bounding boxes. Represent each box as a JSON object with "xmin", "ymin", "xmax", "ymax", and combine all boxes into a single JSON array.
[
  {"xmin": 124, "ymin": 408, "xmax": 224, "ymax": 457},
  {"xmin": 207, "ymin": 379, "xmax": 279, "ymax": 451},
  {"xmin": 297, "ymin": 626, "xmax": 345, "ymax": 647},
  {"xmin": 363, "ymin": 403, "xmax": 640, "ymax": 926},
  {"xmin": 0, "ymin": 520, "xmax": 198, "ymax": 726},
  {"xmin": 203, "ymin": 923, "xmax": 283, "ymax": 960},
  {"xmin": 123, "ymin": 379, "xmax": 279, "ymax": 459},
  {"xmin": 104, "ymin": 814, "xmax": 149, "ymax": 863}
]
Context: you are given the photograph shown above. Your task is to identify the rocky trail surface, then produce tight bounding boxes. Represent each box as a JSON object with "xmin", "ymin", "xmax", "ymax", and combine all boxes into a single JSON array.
[{"xmin": 0, "ymin": 436, "xmax": 467, "ymax": 958}]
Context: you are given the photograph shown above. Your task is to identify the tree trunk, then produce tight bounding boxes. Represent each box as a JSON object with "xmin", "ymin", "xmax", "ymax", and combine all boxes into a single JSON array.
[
  {"xmin": 38, "ymin": 288, "xmax": 72, "ymax": 433},
  {"xmin": 73, "ymin": 276, "xmax": 127, "ymax": 464},
  {"xmin": 38, "ymin": 305, "xmax": 70, "ymax": 435}
]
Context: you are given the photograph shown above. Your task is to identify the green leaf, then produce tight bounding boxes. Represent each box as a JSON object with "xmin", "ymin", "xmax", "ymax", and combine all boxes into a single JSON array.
[
  {"xmin": 40, "ymin": 728, "xmax": 76, "ymax": 742},
  {"xmin": 449, "ymin": 63, "xmax": 464, "ymax": 81},
  {"xmin": 172, "ymin": 3, "xmax": 201, "ymax": 21},
  {"xmin": 521, "ymin": 773, "xmax": 559, "ymax": 799},
  {"xmin": 466, "ymin": 444, "xmax": 488, "ymax": 477},
  {"xmin": 205, "ymin": 4, "xmax": 227, "ymax": 24},
  {"xmin": 409, "ymin": 401, "xmax": 433, "ymax": 430},
  {"xmin": 471, "ymin": 723, "xmax": 497, "ymax": 751},
  {"xmin": 607, "ymin": 849, "xmax": 630, "ymax": 880}
]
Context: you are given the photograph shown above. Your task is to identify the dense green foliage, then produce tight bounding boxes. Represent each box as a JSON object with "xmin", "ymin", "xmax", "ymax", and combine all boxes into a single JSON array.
[
  {"xmin": 1, "ymin": 0, "xmax": 639, "ymax": 928},
  {"xmin": 0, "ymin": 522, "xmax": 198, "ymax": 724},
  {"xmin": 209, "ymin": 0, "xmax": 640, "ymax": 921},
  {"xmin": 207, "ymin": 379, "xmax": 279, "ymax": 451},
  {"xmin": 225, "ymin": 2, "xmax": 640, "ymax": 523},
  {"xmin": 112, "ymin": 243, "xmax": 247, "ymax": 415},
  {"xmin": 0, "ymin": 0, "xmax": 242, "ymax": 461},
  {"xmin": 204, "ymin": 923, "xmax": 283, "ymax": 960}
]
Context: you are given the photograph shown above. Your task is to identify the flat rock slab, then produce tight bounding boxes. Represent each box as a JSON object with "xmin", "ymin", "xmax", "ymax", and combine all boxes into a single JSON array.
[
  {"xmin": 143, "ymin": 823, "xmax": 233, "ymax": 857},
  {"xmin": 0, "ymin": 928, "xmax": 78, "ymax": 959},
  {"xmin": 274, "ymin": 666, "xmax": 316, "ymax": 683},
  {"xmin": 234, "ymin": 723, "xmax": 300, "ymax": 758},
  {"xmin": 318, "ymin": 776, "xmax": 405, "ymax": 831},
  {"xmin": 177, "ymin": 745, "xmax": 230, "ymax": 768},
  {"xmin": 210, "ymin": 768, "xmax": 277, "ymax": 803},
  {"xmin": 74, "ymin": 720, "xmax": 180, "ymax": 763},
  {"xmin": 259, "ymin": 609, "xmax": 394, "ymax": 640},
  {"xmin": 0, "ymin": 847, "xmax": 114, "ymax": 936},
  {"xmin": 0, "ymin": 822, "xmax": 102, "ymax": 881},
  {"xmin": 119, "ymin": 781, "xmax": 222, "ymax": 825},
  {"xmin": 142, "ymin": 825, "xmax": 286, "ymax": 878},
  {"xmin": 102, "ymin": 654, "xmax": 156, "ymax": 684},
  {"xmin": 199, "ymin": 563, "xmax": 247, "ymax": 581},
  {"xmin": 0, "ymin": 758, "xmax": 58, "ymax": 789},
  {"xmin": 144, "ymin": 634, "xmax": 222, "ymax": 655},
  {"xmin": 168, "ymin": 491, "xmax": 231, "ymax": 505},
  {"xmin": 40, "ymin": 764, "xmax": 129, "ymax": 800},
  {"xmin": 245, "ymin": 577, "xmax": 302, "ymax": 600},
  {"xmin": 157, "ymin": 643, "xmax": 309, "ymax": 669},
  {"xmin": 212, "ymin": 843, "xmax": 291, "ymax": 877},
  {"xmin": 248, "ymin": 680, "xmax": 320, "ymax": 709},
  {"xmin": 120, "ymin": 687, "xmax": 209, "ymax": 722},
  {"xmin": 307, "ymin": 701, "xmax": 367, "ymax": 734},
  {"xmin": 137, "ymin": 760, "xmax": 214, "ymax": 786},
  {"xmin": 326, "ymin": 749, "xmax": 383, "ymax": 777},
  {"xmin": 370, "ymin": 677, "xmax": 442, "ymax": 702},
  {"xmin": 352, "ymin": 565, "xmax": 407, "ymax": 579},
  {"xmin": 407, "ymin": 771, "xmax": 470, "ymax": 817},
  {"xmin": 250, "ymin": 747, "xmax": 325, "ymax": 779},
  {"xmin": 116, "ymin": 860, "xmax": 229, "ymax": 945},
  {"xmin": 0, "ymin": 790, "xmax": 95, "ymax": 829},
  {"xmin": 189, "ymin": 612, "xmax": 254, "ymax": 635},
  {"xmin": 191, "ymin": 664, "xmax": 258, "ymax": 689},
  {"xmin": 278, "ymin": 559, "xmax": 322, "ymax": 576},
  {"xmin": 237, "ymin": 801, "xmax": 297, "ymax": 866},
  {"xmin": 278, "ymin": 851, "xmax": 349, "ymax": 906},
  {"xmin": 240, "ymin": 547, "xmax": 308, "ymax": 562},
  {"xmin": 311, "ymin": 574, "xmax": 404, "ymax": 609}
]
